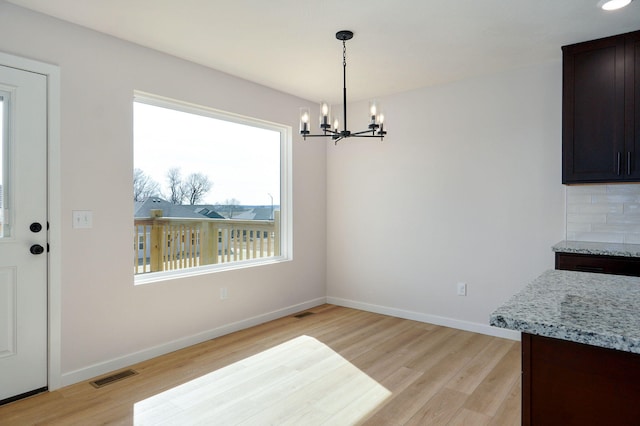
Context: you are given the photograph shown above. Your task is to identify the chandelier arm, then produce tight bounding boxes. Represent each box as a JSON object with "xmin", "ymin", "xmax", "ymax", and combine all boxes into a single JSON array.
[
  {"xmin": 302, "ymin": 127, "xmax": 340, "ymax": 140},
  {"xmin": 350, "ymin": 129, "xmax": 378, "ymax": 136},
  {"xmin": 303, "ymin": 133, "xmax": 339, "ymax": 137}
]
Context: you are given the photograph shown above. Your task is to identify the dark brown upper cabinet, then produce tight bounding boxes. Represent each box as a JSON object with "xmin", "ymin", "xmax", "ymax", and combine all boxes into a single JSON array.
[{"xmin": 562, "ymin": 30, "xmax": 640, "ymax": 184}]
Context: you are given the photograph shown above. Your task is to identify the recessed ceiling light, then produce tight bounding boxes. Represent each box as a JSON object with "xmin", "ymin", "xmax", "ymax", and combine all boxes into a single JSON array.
[{"xmin": 598, "ymin": 0, "xmax": 633, "ymax": 10}]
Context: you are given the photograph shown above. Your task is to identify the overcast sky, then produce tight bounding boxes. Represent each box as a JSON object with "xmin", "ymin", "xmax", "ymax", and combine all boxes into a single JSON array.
[{"xmin": 134, "ymin": 101, "xmax": 281, "ymax": 206}]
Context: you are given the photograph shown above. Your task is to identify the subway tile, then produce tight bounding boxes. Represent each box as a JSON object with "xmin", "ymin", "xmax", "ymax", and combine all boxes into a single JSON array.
[
  {"xmin": 566, "ymin": 232, "xmax": 624, "ymax": 243},
  {"xmin": 567, "ymin": 203, "xmax": 623, "ymax": 214},
  {"xmin": 567, "ymin": 223, "xmax": 592, "ymax": 232},
  {"xmin": 566, "ymin": 185, "xmax": 608, "ymax": 195},
  {"xmin": 566, "ymin": 194, "xmax": 592, "ymax": 204},
  {"xmin": 624, "ymin": 234, "xmax": 640, "ymax": 244},
  {"xmin": 566, "ymin": 213, "xmax": 606, "ymax": 224},
  {"xmin": 623, "ymin": 203, "xmax": 640, "ymax": 214},
  {"xmin": 606, "ymin": 184, "xmax": 640, "ymax": 194},
  {"xmin": 592, "ymin": 223, "xmax": 640, "ymax": 233},
  {"xmin": 605, "ymin": 214, "xmax": 640, "ymax": 225},
  {"xmin": 565, "ymin": 185, "xmax": 640, "ymax": 244},
  {"xmin": 592, "ymin": 194, "xmax": 640, "ymax": 204}
]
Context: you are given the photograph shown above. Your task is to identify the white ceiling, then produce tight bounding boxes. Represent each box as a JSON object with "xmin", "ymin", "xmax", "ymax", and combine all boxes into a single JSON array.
[{"xmin": 5, "ymin": 0, "xmax": 640, "ymax": 103}]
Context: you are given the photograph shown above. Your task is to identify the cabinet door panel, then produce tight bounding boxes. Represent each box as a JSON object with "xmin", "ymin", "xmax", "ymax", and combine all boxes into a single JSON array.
[
  {"xmin": 563, "ymin": 37, "xmax": 625, "ymax": 183},
  {"xmin": 523, "ymin": 333, "xmax": 640, "ymax": 426},
  {"xmin": 628, "ymin": 32, "xmax": 640, "ymax": 178}
]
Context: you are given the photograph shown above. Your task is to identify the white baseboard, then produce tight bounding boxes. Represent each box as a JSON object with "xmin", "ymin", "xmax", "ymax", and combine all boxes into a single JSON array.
[
  {"xmin": 60, "ymin": 296, "xmax": 518, "ymax": 387},
  {"xmin": 326, "ymin": 297, "xmax": 520, "ymax": 341},
  {"xmin": 60, "ymin": 297, "xmax": 327, "ymax": 387}
]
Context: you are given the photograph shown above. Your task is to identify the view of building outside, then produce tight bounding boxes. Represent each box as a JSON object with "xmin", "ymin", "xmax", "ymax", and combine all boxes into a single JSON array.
[{"xmin": 133, "ymin": 97, "xmax": 285, "ymax": 276}]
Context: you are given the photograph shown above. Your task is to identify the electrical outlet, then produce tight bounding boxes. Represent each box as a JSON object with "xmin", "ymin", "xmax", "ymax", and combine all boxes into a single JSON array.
[
  {"xmin": 457, "ymin": 282, "xmax": 467, "ymax": 296},
  {"xmin": 220, "ymin": 287, "xmax": 228, "ymax": 300}
]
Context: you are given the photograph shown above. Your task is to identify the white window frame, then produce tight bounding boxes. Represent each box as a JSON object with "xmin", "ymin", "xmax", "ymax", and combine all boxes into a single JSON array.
[{"xmin": 133, "ymin": 91, "xmax": 292, "ymax": 285}]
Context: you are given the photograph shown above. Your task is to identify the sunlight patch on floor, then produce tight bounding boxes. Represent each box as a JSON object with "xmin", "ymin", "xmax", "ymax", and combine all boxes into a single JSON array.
[{"xmin": 134, "ymin": 335, "xmax": 391, "ymax": 425}]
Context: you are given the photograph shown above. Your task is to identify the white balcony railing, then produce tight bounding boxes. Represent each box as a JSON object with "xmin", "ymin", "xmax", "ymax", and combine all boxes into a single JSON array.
[{"xmin": 134, "ymin": 210, "xmax": 280, "ymax": 274}]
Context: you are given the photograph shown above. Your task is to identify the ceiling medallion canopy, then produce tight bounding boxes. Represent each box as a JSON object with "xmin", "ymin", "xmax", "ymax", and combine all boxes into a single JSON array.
[{"xmin": 299, "ymin": 30, "xmax": 387, "ymax": 144}]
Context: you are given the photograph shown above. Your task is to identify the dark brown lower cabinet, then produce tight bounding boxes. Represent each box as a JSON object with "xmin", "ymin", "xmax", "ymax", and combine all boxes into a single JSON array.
[
  {"xmin": 555, "ymin": 252, "xmax": 640, "ymax": 276},
  {"xmin": 522, "ymin": 333, "xmax": 640, "ymax": 425}
]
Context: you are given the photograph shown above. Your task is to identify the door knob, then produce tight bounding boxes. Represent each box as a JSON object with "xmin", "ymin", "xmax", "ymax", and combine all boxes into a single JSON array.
[
  {"xmin": 30, "ymin": 244, "xmax": 45, "ymax": 255},
  {"xmin": 30, "ymin": 222, "xmax": 43, "ymax": 233}
]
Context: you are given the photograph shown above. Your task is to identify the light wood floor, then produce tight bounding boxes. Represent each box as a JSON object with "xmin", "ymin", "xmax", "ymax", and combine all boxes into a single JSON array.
[{"xmin": 0, "ymin": 305, "xmax": 520, "ymax": 425}]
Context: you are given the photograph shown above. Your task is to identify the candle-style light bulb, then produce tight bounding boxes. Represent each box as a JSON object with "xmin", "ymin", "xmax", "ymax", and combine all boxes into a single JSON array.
[
  {"xmin": 333, "ymin": 118, "xmax": 339, "ymax": 131},
  {"xmin": 369, "ymin": 101, "xmax": 378, "ymax": 124},
  {"xmin": 300, "ymin": 107, "xmax": 310, "ymax": 134},
  {"xmin": 319, "ymin": 101, "xmax": 331, "ymax": 129}
]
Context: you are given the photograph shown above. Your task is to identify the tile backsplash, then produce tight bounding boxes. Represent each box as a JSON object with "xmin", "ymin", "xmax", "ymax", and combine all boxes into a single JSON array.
[{"xmin": 566, "ymin": 184, "xmax": 640, "ymax": 244}]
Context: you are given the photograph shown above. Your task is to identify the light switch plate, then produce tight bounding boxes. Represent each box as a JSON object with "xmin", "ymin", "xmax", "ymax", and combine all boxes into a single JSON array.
[
  {"xmin": 72, "ymin": 210, "xmax": 93, "ymax": 229},
  {"xmin": 457, "ymin": 282, "xmax": 467, "ymax": 296}
]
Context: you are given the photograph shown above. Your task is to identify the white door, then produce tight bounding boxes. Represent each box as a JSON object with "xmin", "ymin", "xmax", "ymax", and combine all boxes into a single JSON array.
[{"xmin": 0, "ymin": 65, "xmax": 48, "ymax": 402}]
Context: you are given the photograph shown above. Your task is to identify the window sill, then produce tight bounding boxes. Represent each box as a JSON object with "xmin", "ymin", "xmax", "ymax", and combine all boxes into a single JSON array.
[{"xmin": 133, "ymin": 256, "xmax": 292, "ymax": 286}]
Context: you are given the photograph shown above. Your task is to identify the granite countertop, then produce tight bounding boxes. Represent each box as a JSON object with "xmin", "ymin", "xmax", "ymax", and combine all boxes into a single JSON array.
[
  {"xmin": 490, "ymin": 269, "xmax": 640, "ymax": 354},
  {"xmin": 553, "ymin": 240, "xmax": 640, "ymax": 257}
]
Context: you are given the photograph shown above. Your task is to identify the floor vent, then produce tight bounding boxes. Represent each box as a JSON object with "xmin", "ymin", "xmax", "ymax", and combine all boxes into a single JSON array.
[
  {"xmin": 293, "ymin": 311, "xmax": 315, "ymax": 319},
  {"xmin": 90, "ymin": 369, "xmax": 138, "ymax": 389}
]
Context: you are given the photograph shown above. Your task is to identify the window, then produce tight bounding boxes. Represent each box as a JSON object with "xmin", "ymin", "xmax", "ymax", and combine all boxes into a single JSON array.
[{"xmin": 133, "ymin": 93, "xmax": 291, "ymax": 284}]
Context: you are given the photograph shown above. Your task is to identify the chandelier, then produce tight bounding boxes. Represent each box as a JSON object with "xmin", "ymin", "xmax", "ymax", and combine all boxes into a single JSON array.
[{"xmin": 299, "ymin": 30, "xmax": 387, "ymax": 144}]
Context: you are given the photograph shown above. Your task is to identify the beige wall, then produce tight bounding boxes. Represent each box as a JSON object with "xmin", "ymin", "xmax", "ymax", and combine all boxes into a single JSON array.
[
  {"xmin": 0, "ymin": 0, "xmax": 567, "ymax": 387},
  {"xmin": 326, "ymin": 61, "xmax": 565, "ymax": 334},
  {"xmin": 0, "ymin": 2, "xmax": 327, "ymax": 385}
]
